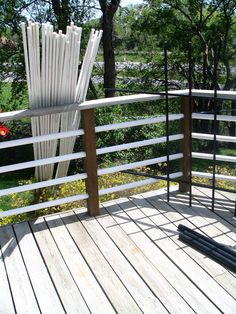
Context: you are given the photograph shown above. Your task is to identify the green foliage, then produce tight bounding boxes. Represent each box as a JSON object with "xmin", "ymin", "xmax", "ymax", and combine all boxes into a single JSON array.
[
  {"xmin": 0, "ymin": 169, "xmax": 167, "ymax": 226},
  {"xmin": 0, "ymin": 121, "xmax": 33, "ymax": 168},
  {"xmin": 1, "ymin": 0, "xmax": 236, "ymax": 226},
  {"xmin": 94, "ymin": 98, "xmax": 181, "ymax": 166},
  {"xmin": 0, "ymin": 177, "xmax": 36, "ymax": 226},
  {"xmin": 33, "ymin": 168, "xmax": 167, "ymax": 211},
  {"xmin": 193, "ymin": 165, "xmax": 236, "ymax": 190}
]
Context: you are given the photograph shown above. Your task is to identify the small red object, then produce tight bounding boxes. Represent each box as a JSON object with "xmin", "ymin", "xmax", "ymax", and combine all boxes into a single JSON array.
[{"xmin": 0, "ymin": 124, "xmax": 8, "ymax": 137}]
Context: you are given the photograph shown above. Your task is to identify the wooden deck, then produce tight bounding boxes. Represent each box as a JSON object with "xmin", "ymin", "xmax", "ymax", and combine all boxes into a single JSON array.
[{"xmin": 0, "ymin": 186, "xmax": 236, "ymax": 314}]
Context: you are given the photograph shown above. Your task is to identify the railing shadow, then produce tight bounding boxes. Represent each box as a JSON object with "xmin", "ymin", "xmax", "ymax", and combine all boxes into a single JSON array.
[{"xmin": 1, "ymin": 187, "xmax": 235, "ymax": 260}]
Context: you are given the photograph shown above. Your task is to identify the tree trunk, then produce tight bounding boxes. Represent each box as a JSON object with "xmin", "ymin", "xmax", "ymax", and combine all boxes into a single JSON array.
[
  {"xmin": 51, "ymin": 0, "xmax": 70, "ymax": 33},
  {"xmin": 102, "ymin": 12, "xmax": 116, "ymax": 97},
  {"xmin": 99, "ymin": 1, "xmax": 120, "ymax": 98}
]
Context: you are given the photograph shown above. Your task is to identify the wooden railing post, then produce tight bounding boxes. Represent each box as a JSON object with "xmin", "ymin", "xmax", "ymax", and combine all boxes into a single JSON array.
[
  {"xmin": 179, "ymin": 96, "xmax": 192, "ymax": 193},
  {"xmin": 81, "ymin": 109, "xmax": 99, "ymax": 216}
]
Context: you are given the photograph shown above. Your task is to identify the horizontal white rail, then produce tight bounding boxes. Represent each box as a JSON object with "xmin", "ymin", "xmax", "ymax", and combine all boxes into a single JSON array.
[
  {"xmin": 192, "ymin": 171, "xmax": 236, "ymax": 182},
  {"xmin": 192, "ymin": 113, "xmax": 236, "ymax": 122},
  {"xmin": 0, "ymin": 193, "xmax": 88, "ymax": 218},
  {"xmin": 192, "ymin": 152, "xmax": 236, "ymax": 163},
  {"xmin": 0, "ymin": 173, "xmax": 87, "ymax": 197},
  {"xmin": 0, "ymin": 91, "xmax": 184, "ymax": 123},
  {"xmin": 0, "ymin": 115, "xmax": 183, "ymax": 150},
  {"xmin": 0, "ymin": 152, "xmax": 86, "ymax": 174},
  {"xmin": 0, "ymin": 129, "xmax": 84, "ymax": 149},
  {"xmin": 95, "ymin": 114, "xmax": 183, "ymax": 133},
  {"xmin": 192, "ymin": 133, "xmax": 236, "ymax": 143},
  {"xmin": 97, "ymin": 153, "xmax": 183, "ymax": 176},
  {"xmin": 80, "ymin": 92, "xmax": 182, "ymax": 110},
  {"xmin": 97, "ymin": 134, "xmax": 183, "ymax": 155},
  {"xmin": 99, "ymin": 171, "xmax": 182, "ymax": 196},
  {"xmin": 191, "ymin": 89, "xmax": 236, "ymax": 100},
  {"xmin": 1, "ymin": 89, "xmax": 236, "ymax": 123}
]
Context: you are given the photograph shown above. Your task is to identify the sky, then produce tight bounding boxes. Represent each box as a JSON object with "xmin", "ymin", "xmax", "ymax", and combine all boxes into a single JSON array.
[{"xmin": 121, "ymin": 0, "xmax": 144, "ymax": 6}]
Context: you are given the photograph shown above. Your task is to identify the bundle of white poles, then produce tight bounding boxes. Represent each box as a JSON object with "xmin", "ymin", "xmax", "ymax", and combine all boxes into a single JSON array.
[{"xmin": 21, "ymin": 22, "xmax": 102, "ymax": 181}]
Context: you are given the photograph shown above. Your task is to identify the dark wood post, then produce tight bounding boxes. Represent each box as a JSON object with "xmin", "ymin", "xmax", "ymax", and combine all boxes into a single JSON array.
[
  {"xmin": 81, "ymin": 109, "xmax": 99, "ymax": 216},
  {"xmin": 179, "ymin": 96, "xmax": 192, "ymax": 193}
]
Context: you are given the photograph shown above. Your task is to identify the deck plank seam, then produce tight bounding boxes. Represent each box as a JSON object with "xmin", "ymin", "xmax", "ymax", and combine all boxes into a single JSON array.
[
  {"xmin": 153, "ymin": 192, "xmax": 236, "ymax": 297},
  {"xmin": 61, "ymin": 211, "xmax": 129, "ymax": 313},
  {"xmin": 0, "ymin": 243, "xmax": 17, "ymax": 314},
  {"xmin": 72, "ymin": 209, "xmax": 147, "ymax": 313},
  {"xmin": 193, "ymin": 190, "xmax": 235, "ymax": 215},
  {"xmin": 11, "ymin": 224, "xmax": 43, "ymax": 313},
  {"xmin": 43, "ymin": 216, "xmax": 91, "ymax": 313},
  {"xmin": 129, "ymin": 194, "xmax": 234, "ymax": 311},
  {"xmin": 194, "ymin": 187, "xmax": 236, "ymax": 228},
  {"xmin": 103, "ymin": 202, "xmax": 205, "ymax": 314},
  {"xmin": 97, "ymin": 205, "xmax": 172, "ymax": 313},
  {"xmin": 27, "ymin": 221, "xmax": 67, "ymax": 313},
  {"xmin": 164, "ymin": 190, "xmax": 236, "ymax": 249},
  {"xmin": 172, "ymin": 190, "xmax": 236, "ymax": 244},
  {"xmin": 122, "ymin": 196, "xmax": 223, "ymax": 312},
  {"xmin": 193, "ymin": 189, "xmax": 236, "ymax": 231}
]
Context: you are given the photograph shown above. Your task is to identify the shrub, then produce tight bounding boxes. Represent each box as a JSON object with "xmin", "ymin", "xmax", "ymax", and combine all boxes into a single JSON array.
[{"xmin": 0, "ymin": 168, "xmax": 167, "ymax": 225}]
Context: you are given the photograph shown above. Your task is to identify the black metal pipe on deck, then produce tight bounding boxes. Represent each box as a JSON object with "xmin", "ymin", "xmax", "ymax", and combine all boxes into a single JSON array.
[
  {"xmin": 181, "ymin": 229, "xmax": 236, "ymax": 262},
  {"xmin": 178, "ymin": 224, "xmax": 236, "ymax": 258},
  {"xmin": 178, "ymin": 224, "xmax": 236, "ymax": 272},
  {"xmin": 179, "ymin": 232, "xmax": 236, "ymax": 272}
]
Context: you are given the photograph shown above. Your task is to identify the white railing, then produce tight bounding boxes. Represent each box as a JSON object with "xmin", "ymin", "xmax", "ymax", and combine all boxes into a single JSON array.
[
  {"xmin": 191, "ymin": 111, "xmax": 236, "ymax": 183},
  {"xmin": 0, "ymin": 89, "xmax": 236, "ymax": 219}
]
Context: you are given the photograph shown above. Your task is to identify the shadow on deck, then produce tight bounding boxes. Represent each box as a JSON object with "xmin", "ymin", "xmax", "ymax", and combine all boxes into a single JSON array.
[{"xmin": 0, "ymin": 186, "xmax": 236, "ymax": 314}]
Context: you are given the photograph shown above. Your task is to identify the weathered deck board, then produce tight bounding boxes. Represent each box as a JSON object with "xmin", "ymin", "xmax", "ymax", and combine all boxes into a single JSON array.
[
  {"xmin": 136, "ymin": 190, "xmax": 230, "ymax": 278},
  {"xmin": 192, "ymin": 187, "xmax": 236, "ymax": 228},
  {"xmin": 153, "ymin": 189, "xmax": 236, "ymax": 281},
  {"xmin": 45, "ymin": 214, "xmax": 115, "ymax": 314},
  {"xmin": 171, "ymin": 189, "xmax": 236, "ymax": 245},
  {"xmin": 13, "ymin": 222, "xmax": 65, "ymax": 314},
  {"xmin": 60, "ymin": 211, "xmax": 142, "ymax": 313},
  {"xmin": 0, "ymin": 225, "xmax": 40, "ymax": 314},
  {"xmin": 0, "ymin": 245, "xmax": 15, "ymax": 314},
  {"xmin": 102, "ymin": 201, "xmax": 220, "ymax": 314},
  {"xmin": 193, "ymin": 188, "xmax": 235, "ymax": 215},
  {"xmin": 127, "ymin": 192, "xmax": 236, "ymax": 313},
  {"xmin": 217, "ymin": 190, "xmax": 236, "ymax": 207},
  {"xmin": 0, "ymin": 187, "xmax": 236, "ymax": 314},
  {"xmin": 93, "ymin": 207, "xmax": 194, "ymax": 314},
  {"xmin": 157, "ymin": 190, "xmax": 236, "ymax": 296},
  {"xmin": 30, "ymin": 217, "xmax": 90, "ymax": 314},
  {"xmin": 76, "ymin": 210, "xmax": 167, "ymax": 313}
]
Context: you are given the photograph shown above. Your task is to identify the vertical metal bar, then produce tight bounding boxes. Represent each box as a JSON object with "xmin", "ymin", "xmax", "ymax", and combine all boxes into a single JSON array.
[
  {"xmin": 188, "ymin": 41, "xmax": 193, "ymax": 207},
  {"xmin": 212, "ymin": 47, "xmax": 218, "ymax": 212},
  {"xmin": 164, "ymin": 42, "xmax": 170, "ymax": 202}
]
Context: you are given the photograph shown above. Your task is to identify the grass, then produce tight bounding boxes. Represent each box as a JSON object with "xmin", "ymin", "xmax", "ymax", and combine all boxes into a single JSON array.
[
  {"xmin": 0, "ymin": 169, "xmax": 168, "ymax": 226},
  {"xmin": 220, "ymin": 148, "xmax": 236, "ymax": 157},
  {"xmin": 192, "ymin": 147, "xmax": 236, "ymax": 171},
  {"xmin": 0, "ymin": 178, "xmax": 20, "ymax": 211},
  {"xmin": 0, "ymin": 82, "xmax": 28, "ymax": 111},
  {"xmin": 0, "ymin": 151, "xmax": 235, "ymax": 226}
]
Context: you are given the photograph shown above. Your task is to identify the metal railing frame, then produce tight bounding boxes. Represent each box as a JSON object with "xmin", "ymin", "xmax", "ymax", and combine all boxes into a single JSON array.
[{"xmin": 0, "ymin": 89, "xmax": 236, "ymax": 218}]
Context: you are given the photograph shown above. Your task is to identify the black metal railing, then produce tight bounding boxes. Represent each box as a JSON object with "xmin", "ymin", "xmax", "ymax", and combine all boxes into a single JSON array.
[{"xmin": 106, "ymin": 43, "xmax": 236, "ymax": 216}]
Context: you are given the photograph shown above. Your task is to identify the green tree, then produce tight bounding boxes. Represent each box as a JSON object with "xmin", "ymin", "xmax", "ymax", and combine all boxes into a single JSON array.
[{"xmin": 128, "ymin": 0, "xmax": 236, "ymax": 135}]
